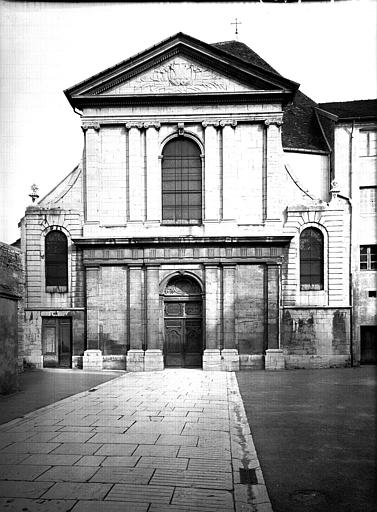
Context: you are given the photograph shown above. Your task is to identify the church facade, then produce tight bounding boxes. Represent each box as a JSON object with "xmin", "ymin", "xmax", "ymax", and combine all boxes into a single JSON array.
[{"xmin": 20, "ymin": 33, "xmax": 354, "ymax": 371}]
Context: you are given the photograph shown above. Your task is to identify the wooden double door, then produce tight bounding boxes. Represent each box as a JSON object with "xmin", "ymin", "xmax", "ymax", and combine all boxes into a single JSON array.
[{"xmin": 164, "ymin": 300, "xmax": 202, "ymax": 367}]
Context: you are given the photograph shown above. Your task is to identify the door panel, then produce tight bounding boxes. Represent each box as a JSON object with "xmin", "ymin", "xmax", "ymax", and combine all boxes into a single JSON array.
[
  {"xmin": 361, "ymin": 326, "xmax": 377, "ymax": 364},
  {"xmin": 164, "ymin": 301, "xmax": 202, "ymax": 368},
  {"xmin": 42, "ymin": 318, "xmax": 72, "ymax": 368}
]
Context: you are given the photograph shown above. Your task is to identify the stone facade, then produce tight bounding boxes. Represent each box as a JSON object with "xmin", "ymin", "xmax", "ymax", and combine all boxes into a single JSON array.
[
  {"xmin": 19, "ymin": 33, "xmax": 355, "ymax": 371},
  {"xmin": 0, "ymin": 242, "xmax": 24, "ymax": 392}
]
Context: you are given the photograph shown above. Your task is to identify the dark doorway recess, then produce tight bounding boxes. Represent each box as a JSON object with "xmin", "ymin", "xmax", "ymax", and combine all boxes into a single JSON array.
[
  {"xmin": 42, "ymin": 317, "xmax": 72, "ymax": 368},
  {"xmin": 163, "ymin": 276, "xmax": 203, "ymax": 368},
  {"xmin": 360, "ymin": 326, "xmax": 377, "ymax": 364}
]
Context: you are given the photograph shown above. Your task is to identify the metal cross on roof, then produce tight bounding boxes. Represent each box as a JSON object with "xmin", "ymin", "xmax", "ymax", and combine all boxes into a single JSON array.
[{"xmin": 231, "ymin": 18, "xmax": 242, "ymax": 36}]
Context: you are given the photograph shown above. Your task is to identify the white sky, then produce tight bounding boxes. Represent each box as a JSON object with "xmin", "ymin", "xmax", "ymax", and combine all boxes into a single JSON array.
[{"xmin": 1, "ymin": 0, "xmax": 376, "ymax": 244}]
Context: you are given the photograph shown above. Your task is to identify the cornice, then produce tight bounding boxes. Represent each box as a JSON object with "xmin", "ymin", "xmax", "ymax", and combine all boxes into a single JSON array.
[{"xmin": 72, "ymin": 236, "xmax": 293, "ymax": 246}]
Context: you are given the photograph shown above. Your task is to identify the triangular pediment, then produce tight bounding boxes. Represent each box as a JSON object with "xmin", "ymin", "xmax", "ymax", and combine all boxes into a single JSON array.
[
  {"xmin": 65, "ymin": 33, "xmax": 299, "ymax": 107},
  {"xmin": 101, "ymin": 56, "xmax": 252, "ymax": 95}
]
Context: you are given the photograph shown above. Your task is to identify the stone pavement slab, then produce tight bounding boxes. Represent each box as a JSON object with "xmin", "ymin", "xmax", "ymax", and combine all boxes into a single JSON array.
[{"xmin": 0, "ymin": 369, "xmax": 272, "ymax": 511}]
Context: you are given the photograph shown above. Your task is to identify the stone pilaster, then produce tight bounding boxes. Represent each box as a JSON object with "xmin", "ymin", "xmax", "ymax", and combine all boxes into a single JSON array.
[
  {"xmin": 127, "ymin": 264, "xmax": 144, "ymax": 371},
  {"xmin": 265, "ymin": 263, "xmax": 284, "ymax": 370},
  {"xmin": 144, "ymin": 264, "xmax": 163, "ymax": 370},
  {"xmin": 82, "ymin": 123, "xmax": 100, "ymax": 222},
  {"xmin": 222, "ymin": 122, "xmax": 237, "ymax": 220},
  {"xmin": 202, "ymin": 122, "xmax": 220, "ymax": 221},
  {"xmin": 85, "ymin": 267, "xmax": 100, "ymax": 350},
  {"xmin": 265, "ymin": 118, "xmax": 283, "ymax": 222},
  {"xmin": 222, "ymin": 264, "xmax": 239, "ymax": 371},
  {"xmin": 126, "ymin": 125, "xmax": 144, "ymax": 221},
  {"xmin": 203, "ymin": 264, "xmax": 221, "ymax": 370},
  {"xmin": 145, "ymin": 123, "xmax": 161, "ymax": 221}
]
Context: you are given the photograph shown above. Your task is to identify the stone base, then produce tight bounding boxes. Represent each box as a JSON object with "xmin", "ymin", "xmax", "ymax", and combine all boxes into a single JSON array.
[
  {"xmin": 103, "ymin": 355, "xmax": 126, "ymax": 370},
  {"xmin": 203, "ymin": 349, "xmax": 222, "ymax": 371},
  {"xmin": 126, "ymin": 349, "xmax": 145, "ymax": 372},
  {"xmin": 221, "ymin": 349, "xmax": 240, "ymax": 371},
  {"xmin": 144, "ymin": 349, "xmax": 164, "ymax": 371},
  {"xmin": 83, "ymin": 350, "xmax": 103, "ymax": 371},
  {"xmin": 72, "ymin": 355, "xmax": 83, "ymax": 369},
  {"xmin": 265, "ymin": 349, "xmax": 285, "ymax": 371},
  {"xmin": 239, "ymin": 354, "xmax": 264, "ymax": 370}
]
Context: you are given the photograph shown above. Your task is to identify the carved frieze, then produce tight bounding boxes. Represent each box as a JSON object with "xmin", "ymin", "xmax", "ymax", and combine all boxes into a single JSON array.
[{"xmin": 102, "ymin": 56, "xmax": 251, "ymax": 95}]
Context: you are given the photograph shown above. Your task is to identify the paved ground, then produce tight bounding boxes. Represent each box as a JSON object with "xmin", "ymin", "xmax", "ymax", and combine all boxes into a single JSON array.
[
  {"xmin": 0, "ymin": 369, "xmax": 121, "ymax": 426},
  {"xmin": 237, "ymin": 366, "xmax": 377, "ymax": 512},
  {"xmin": 0, "ymin": 370, "xmax": 271, "ymax": 512}
]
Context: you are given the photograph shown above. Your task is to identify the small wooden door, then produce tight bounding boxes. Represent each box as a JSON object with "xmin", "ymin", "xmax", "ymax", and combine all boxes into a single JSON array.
[
  {"xmin": 42, "ymin": 317, "xmax": 72, "ymax": 368},
  {"xmin": 360, "ymin": 326, "xmax": 377, "ymax": 364},
  {"xmin": 164, "ymin": 301, "xmax": 202, "ymax": 367}
]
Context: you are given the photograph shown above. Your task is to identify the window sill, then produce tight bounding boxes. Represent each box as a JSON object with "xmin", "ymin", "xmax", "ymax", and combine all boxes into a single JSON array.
[
  {"xmin": 46, "ymin": 286, "xmax": 68, "ymax": 293},
  {"xmin": 161, "ymin": 221, "xmax": 202, "ymax": 226}
]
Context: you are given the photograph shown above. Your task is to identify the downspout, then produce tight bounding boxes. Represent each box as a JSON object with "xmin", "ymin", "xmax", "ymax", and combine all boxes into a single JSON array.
[{"xmin": 338, "ymin": 120, "xmax": 355, "ymax": 367}]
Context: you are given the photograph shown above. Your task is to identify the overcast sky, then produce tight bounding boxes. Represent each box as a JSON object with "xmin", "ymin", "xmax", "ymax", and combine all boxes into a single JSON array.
[{"xmin": 1, "ymin": 0, "xmax": 376, "ymax": 244}]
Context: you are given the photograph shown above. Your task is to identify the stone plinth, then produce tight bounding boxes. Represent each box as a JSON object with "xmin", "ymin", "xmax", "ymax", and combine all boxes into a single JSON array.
[
  {"xmin": 144, "ymin": 349, "xmax": 164, "ymax": 371},
  {"xmin": 83, "ymin": 350, "xmax": 103, "ymax": 371},
  {"xmin": 221, "ymin": 349, "xmax": 240, "ymax": 371},
  {"xmin": 203, "ymin": 349, "xmax": 222, "ymax": 371},
  {"xmin": 126, "ymin": 349, "xmax": 145, "ymax": 372},
  {"xmin": 265, "ymin": 349, "xmax": 285, "ymax": 370}
]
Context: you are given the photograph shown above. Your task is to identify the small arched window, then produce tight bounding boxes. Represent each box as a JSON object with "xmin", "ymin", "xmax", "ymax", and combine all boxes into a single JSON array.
[
  {"xmin": 162, "ymin": 138, "xmax": 202, "ymax": 224},
  {"xmin": 300, "ymin": 227, "xmax": 324, "ymax": 291},
  {"xmin": 45, "ymin": 230, "xmax": 68, "ymax": 290}
]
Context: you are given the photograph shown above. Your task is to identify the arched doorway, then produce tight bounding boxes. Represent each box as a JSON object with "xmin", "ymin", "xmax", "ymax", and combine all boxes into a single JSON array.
[{"xmin": 163, "ymin": 275, "xmax": 203, "ymax": 368}]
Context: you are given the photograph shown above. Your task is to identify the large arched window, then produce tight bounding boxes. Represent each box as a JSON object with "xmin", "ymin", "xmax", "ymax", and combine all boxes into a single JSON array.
[
  {"xmin": 300, "ymin": 227, "xmax": 324, "ymax": 291},
  {"xmin": 162, "ymin": 138, "xmax": 202, "ymax": 224},
  {"xmin": 45, "ymin": 230, "xmax": 68, "ymax": 290}
]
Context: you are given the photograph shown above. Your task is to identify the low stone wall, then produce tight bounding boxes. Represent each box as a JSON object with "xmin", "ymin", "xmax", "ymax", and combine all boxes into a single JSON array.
[{"xmin": 281, "ymin": 307, "xmax": 351, "ymax": 369}]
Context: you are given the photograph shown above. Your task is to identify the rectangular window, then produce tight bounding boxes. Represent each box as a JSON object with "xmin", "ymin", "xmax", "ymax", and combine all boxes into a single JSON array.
[
  {"xmin": 360, "ymin": 187, "xmax": 377, "ymax": 214},
  {"xmin": 360, "ymin": 245, "xmax": 377, "ymax": 270},
  {"xmin": 360, "ymin": 131, "xmax": 377, "ymax": 157}
]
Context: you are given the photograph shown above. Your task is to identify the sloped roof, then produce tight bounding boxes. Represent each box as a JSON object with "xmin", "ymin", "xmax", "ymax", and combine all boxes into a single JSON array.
[
  {"xmin": 212, "ymin": 40, "xmax": 328, "ymax": 152},
  {"xmin": 319, "ymin": 99, "xmax": 377, "ymax": 121}
]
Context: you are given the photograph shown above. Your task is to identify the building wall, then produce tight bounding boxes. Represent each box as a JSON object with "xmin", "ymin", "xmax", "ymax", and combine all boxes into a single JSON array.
[{"xmin": 0, "ymin": 242, "xmax": 24, "ymax": 392}]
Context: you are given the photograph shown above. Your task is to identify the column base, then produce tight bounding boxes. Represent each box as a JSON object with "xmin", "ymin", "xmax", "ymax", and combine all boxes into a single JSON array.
[
  {"xmin": 221, "ymin": 349, "xmax": 240, "ymax": 371},
  {"xmin": 83, "ymin": 350, "xmax": 103, "ymax": 371},
  {"xmin": 203, "ymin": 349, "xmax": 222, "ymax": 371},
  {"xmin": 265, "ymin": 349, "xmax": 285, "ymax": 370},
  {"xmin": 144, "ymin": 349, "xmax": 164, "ymax": 371},
  {"xmin": 126, "ymin": 349, "xmax": 145, "ymax": 372}
]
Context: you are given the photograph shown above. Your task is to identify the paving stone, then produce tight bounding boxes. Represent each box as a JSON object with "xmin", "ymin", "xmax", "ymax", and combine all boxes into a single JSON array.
[
  {"xmin": 95, "ymin": 444, "xmax": 137, "ymax": 456},
  {"xmin": 0, "ymin": 464, "xmax": 51, "ymax": 481},
  {"xmin": 132, "ymin": 444, "xmax": 178, "ymax": 457},
  {"xmin": 188, "ymin": 458, "xmax": 232, "ymax": 473},
  {"xmin": 0, "ymin": 480, "xmax": 54, "ymax": 498},
  {"xmin": 93, "ymin": 426, "xmax": 127, "ymax": 434},
  {"xmin": 51, "ymin": 443, "xmax": 103, "ymax": 455},
  {"xmin": 171, "ymin": 486, "xmax": 234, "ymax": 510},
  {"xmin": 41, "ymin": 482, "xmax": 112, "ymax": 500},
  {"xmin": 36, "ymin": 465, "xmax": 99, "ymax": 482},
  {"xmin": 156, "ymin": 434, "xmax": 198, "ymax": 447},
  {"xmin": 106, "ymin": 484, "xmax": 174, "ymax": 503},
  {"xmin": 57, "ymin": 426, "xmax": 95, "ymax": 433},
  {"xmin": 177, "ymin": 446, "xmax": 231, "ymax": 460},
  {"xmin": 52, "ymin": 432, "xmax": 96, "ymax": 443},
  {"xmin": 0, "ymin": 453, "xmax": 30, "ymax": 465},
  {"xmin": 0, "ymin": 498, "xmax": 77, "ymax": 511},
  {"xmin": 126, "ymin": 421, "xmax": 185, "ymax": 434},
  {"xmin": 75, "ymin": 455, "xmax": 106, "ymax": 466},
  {"xmin": 0, "ymin": 432, "xmax": 36, "ymax": 443},
  {"xmin": 90, "ymin": 466, "xmax": 153, "ymax": 484},
  {"xmin": 100, "ymin": 456, "xmax": 140, "ymax": 467},
  {"xmin": 20, "ymin": 454, "xmax": 82, "ymax": 466},
  {"xmin": 136, "ymin": 456, "xmax": 188, "ymax": 470},
  {"xmin": 0, "ymin": 442, "xmax": 60, "ymax": 454},
  {"xmin": 150, "ymin": 469, "xmax": 233, "ymax": 490},
  {"xmin": 71, "ymin": 501, "xmax": 149, "ymax": 512},
  {"xmin": 88, "ymin": 432, "xmax": 159, "ymax": 444},
  {"xmin": 26, "ymin": 432, "xmax": 62, "ymax": 443}
]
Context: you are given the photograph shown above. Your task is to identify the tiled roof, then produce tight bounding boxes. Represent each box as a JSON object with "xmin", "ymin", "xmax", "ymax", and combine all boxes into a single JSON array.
[
  {"xmin": 212, "ymin": 40, "xmax": 328, "ymax": 152},
  {"xmin": 319, "ymin": 99, "xmax": 377, "ymax": 120}
]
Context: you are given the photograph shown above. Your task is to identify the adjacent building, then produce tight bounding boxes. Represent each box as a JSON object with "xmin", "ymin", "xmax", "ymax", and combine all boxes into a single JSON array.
[{"xmin": 19, "ymin": 33, "xmax": 375, "ymax": 371}]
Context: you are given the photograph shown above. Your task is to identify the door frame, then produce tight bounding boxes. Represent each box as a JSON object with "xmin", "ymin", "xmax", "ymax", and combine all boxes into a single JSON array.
[{"xmin": 42, "ymin": 316, "xmax": 72, "ymax": 368}]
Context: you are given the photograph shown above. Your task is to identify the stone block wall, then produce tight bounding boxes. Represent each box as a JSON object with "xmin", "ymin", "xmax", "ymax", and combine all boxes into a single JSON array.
[
  {"xmin": 0, "ymin": 242, "xmax": 24, "ymax": 393},
  {"xmin": 281, "ymin": 307, "xmax": 351, "ymax": 368}
]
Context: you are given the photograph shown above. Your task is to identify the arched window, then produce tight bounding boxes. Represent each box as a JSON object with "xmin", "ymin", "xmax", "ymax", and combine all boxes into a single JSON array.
[
  {"xmin": 300, "ymin": 227, "xmax": 324, "ymax": 291},
  {"xmin": 162, "ymin": 138, "xmax": 202, "ymax": 224},
  {"xmin": 45, "ymin": 231, "xmax": 68, "ymax": 290}
]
